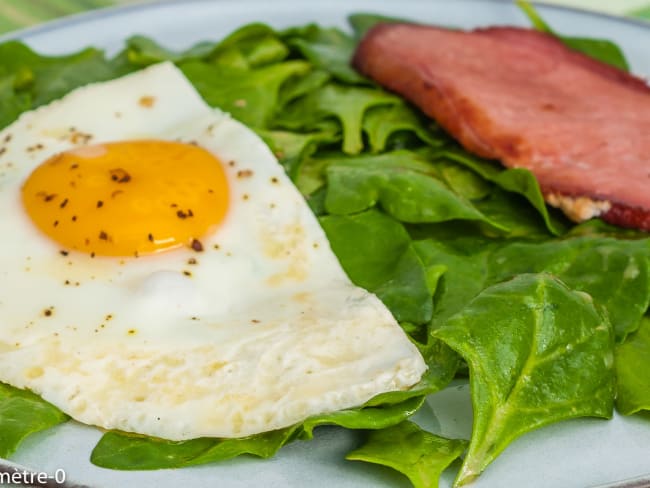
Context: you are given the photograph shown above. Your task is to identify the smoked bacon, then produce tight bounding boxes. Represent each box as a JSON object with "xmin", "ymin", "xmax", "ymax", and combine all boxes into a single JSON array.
[{"xmin": 353, "ymin": 24, "xmax": 650, "ymax": 230}]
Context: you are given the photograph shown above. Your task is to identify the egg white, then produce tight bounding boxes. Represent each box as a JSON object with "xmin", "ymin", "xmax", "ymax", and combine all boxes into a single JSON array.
[{"xmin": 0, "ymin": 62, "xmax": 426, "ymax": 440}]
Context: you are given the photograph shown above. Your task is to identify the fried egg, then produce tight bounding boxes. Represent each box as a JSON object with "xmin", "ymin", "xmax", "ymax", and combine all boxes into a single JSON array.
[{"xmin": 0, "ymin": 62, "xmax": 426, "ymax": 440}]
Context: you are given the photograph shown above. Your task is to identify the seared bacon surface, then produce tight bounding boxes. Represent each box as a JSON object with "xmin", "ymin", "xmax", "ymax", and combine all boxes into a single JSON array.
[{"xmin": 353, "ymin": 24, "xmax": 650, "ymax": 230}]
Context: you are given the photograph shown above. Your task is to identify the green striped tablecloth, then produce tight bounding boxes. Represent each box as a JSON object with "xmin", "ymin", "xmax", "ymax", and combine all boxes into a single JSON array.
[{"xmin": 0, "ymin": 0, "xmax": 648, "ymax": 34}]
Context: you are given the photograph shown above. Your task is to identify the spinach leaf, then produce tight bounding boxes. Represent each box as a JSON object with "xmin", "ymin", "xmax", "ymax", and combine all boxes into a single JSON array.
[
  {"xmin": 615, "ymin": 317, "xmax": 650, "ymax": 415},
  {"xmin": 0, "ymin": 41, "xmax": 119, "ymax": 126},
  {"xmin": 319, "ymin": 209, "xmax": 435, "ymax": 323},
  {"xmin": 434, "ymin": 274, "xmax": 615, "ymax": 486},
  {"xmin": 275, "ymin": 83, "xmax": 399, "ymax": 154},
  {"xmin": 295, "ymin": 152, "xmax": 334, "ymax": 196},
  {"xmin": 256, "ymin": 127, "xmax": 339, "ymax": 179},
  {"xmin": 516, "ymin": 0, "xmax": 629, "ymax": 70},
  {"xmin": 305, "ymin": 186, "xmax": 328, "ymax": 216},
  {"xmin": 416, "ymin": 232, "xmax": 650, "ymax": 338},
  {"xmin": 489, "ymin": 238, "xmax": 650, "ymax": 339},
  {"xmin": 124, "ymin": 36, "xmax": 214, "ymax": 66},
  {"xmin": 0, "ymin": 74, "xmax": 30, "ymax": 130},
  {"xmin": 278, "ymin": 69, "xmax": 331, "ymax": 107},
  {"xmin": 29, "ymin": 51, "xmax": 117, "ymax": 106},
  {"xmin": 363, "ymin": 103, "xmax": 445, "ymax": 153},
  {"xmin": 567, "ymin": 219, "xmax": 650, "ymax": 239},
  {"xmin": 413, "ymin": 238, "xmax": 492, "ymax": 323},
  {"xmin": 473, "ymin": 188, "xmax": 555, "ymax": 239},
  {"xmin": 209, "ymin": 23, "xmax": 289, "ymax": 69},
  {"xmin": 347, "ymin": 421, "xmax": 468, "ymax": 488},
  {"xmin": 0, "ymin": 383, "xmax": 69, "ymax": 458},
  {"xmin": 180, "ymin": 60, "xmax": 310, "ymax": 128},
  {"xmin": 127, "ymin": 24, "xmax": 289, "ymax": 70},
  {"xmin": 91, "ymin": 426, "xmax": 298, "ymax": 470},
  {"xmin": 435, "ymin": 148, "xmax": 568, "ymax": 236},
  {"xmin": 320, "ymin": 151, "xmax": 504, "ymax": 229},
  {"xmin": 436, "ymin": 161, "xmax": 491, "ymax": 201},
  {"xmin": 91, "ymin": 395, "xmax": 430, "ymax": 470},
  {"xmin": 0, "ymin": 41, "xmax": 101, "ymax": 75},
  {"xmin": 300, "ymin": 396, "xmax": 425, "ymax": 439},
  {"xmin": 281, "ymin": 24, "xmax": 367, "ymax": 84}
]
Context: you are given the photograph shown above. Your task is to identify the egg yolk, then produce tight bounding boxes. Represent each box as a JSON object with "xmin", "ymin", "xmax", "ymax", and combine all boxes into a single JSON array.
[{"xmin": 22, "ymin": 140, "xmax": 229, "ymax": 257}]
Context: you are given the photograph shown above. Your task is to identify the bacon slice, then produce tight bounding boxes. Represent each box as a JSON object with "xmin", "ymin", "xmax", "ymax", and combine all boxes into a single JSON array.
[{"xmin": 352, "ymin": 24, "xmax": 650, "ymax": 230}]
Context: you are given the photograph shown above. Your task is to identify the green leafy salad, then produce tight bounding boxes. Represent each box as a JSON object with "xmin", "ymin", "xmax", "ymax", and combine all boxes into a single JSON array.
[{"xmin": 1, "ymin": 3, "xmax": 649, "ymax": 487}]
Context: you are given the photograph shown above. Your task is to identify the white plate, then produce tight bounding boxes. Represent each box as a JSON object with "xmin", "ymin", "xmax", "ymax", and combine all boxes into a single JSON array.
[{"xmin": 2, "ymin": 1, "xmax": 650, "ymax": 487}]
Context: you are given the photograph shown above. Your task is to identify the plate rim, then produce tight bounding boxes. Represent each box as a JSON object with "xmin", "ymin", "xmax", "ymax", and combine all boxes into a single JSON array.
[
  {"xmin": 0, "ymin": 0, "xmax": 649, "ymax": 45},
  {"xmin": 1, "ymin": 1, "xmax": 649, "ymax": 488}
]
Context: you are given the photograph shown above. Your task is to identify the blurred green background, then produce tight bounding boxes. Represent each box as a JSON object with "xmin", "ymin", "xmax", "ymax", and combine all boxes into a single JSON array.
[
  {"xmin": 0, "ymin": 0, "xmax": 127, "ymax": 33},
  {"xmin": 0, "ymin": 0, "xmax": 648, "ymax": 34}
]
